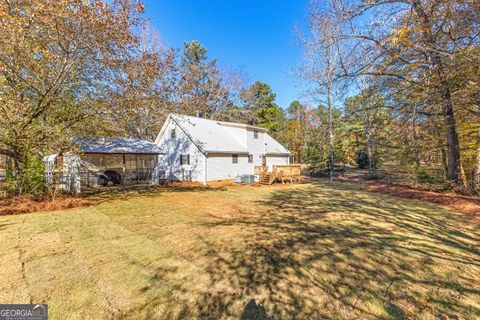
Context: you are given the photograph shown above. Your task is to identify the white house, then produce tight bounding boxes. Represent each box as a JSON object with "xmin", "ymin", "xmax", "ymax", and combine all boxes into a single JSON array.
[{"xmin": 155, "ymin": 114, "xmax": 290, "ymax": 184}]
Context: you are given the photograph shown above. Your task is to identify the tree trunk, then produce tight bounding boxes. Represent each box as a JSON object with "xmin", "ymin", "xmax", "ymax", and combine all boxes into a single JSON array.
[
  {"xmin": 475, "ymin": 128, "xmax": 480, "ymax": 185},
  {"xmin": 366, "ymin": 125, "xmax": 373, "ymax": 176},
  {"xmin": 364, "ymin": 95, "xmax": 373, "ymax": 177},
  {"xmin": 327, "ymin": 87, "xmax": 334, "ymax": 181},
  {"xmin": 460, "ymin": 161, "xmax": 468, "ymax": 189},
  {"xmin": 441, "ymin": 76, "xmax": 462, "ymax": 183},
  {"xmin": 431, "ymin": 117, "xmax": 448, "ymax": 179},
  {"xmin": 412, "ymin": 105, "xmax": 420, "ymax": 170},
  {"xmin": 367, "ymin": 142, "xmax": 373, "ymax": 176},
  {"xmin": 412, "ymin": 0, "xmax": 462, "ymax": 184},
  {"xmin": 326, "ymin": 43, "xmax": 335, "ymax": 181}
]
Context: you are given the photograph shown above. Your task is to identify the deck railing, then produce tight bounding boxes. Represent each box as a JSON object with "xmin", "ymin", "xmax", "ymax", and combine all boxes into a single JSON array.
[
  {"xmin": 254, "ymin": 165, "xmax": 267, "ymax": 175},
  {"xmin": 271, "ymin": 165, "xmax": 302, "ymax": 184},
  {"xmin": 254, "ymin": 164, "xmax": 302, "ymax": 184},
  {"xmin": 254, "ymin": 165, "xmax": 268, "ymax": 182}
]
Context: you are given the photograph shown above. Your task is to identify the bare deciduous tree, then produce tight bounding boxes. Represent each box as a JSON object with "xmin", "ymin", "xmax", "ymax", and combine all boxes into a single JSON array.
[
  {"xmin": 317, "ymin": 0, "xmax": 480, "ymax": 184},
  {"xmin": 297, "ymin": 5, "xmax": 348, "ymax": 179},
  {"xmin": 106, "ymin": 22, "xmax": 177, "ymax": 140}
]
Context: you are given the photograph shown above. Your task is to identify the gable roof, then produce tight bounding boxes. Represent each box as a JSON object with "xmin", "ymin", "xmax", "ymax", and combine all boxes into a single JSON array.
[
  {"xmin": 170, "ymin": 114, "xmax": 248, "ymax": 153},
  {"xmin": 264, "ymin": 133, "xmax": 290, "ymax": 155},
  {"xmin": 160, "ymin": 114, "xmax": 289, "ymax": 155},
  {"xmin": 75, "ymin": 137, "xmax": 163, "ymax": 154}
]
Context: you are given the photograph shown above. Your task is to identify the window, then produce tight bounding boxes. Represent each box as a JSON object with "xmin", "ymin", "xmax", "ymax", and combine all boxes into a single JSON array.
[
  {"xmin": 171, "ymin": 128, "xmax": 176, "ymax": 139},
  {"xmin": 248, "ymin": 154, "xmax": 253, "ymax": 163},
  {"xmin": 125, "ymin": 155, "xmax": 137, "ymax": 170},
  {"xmin": 137, "ymin": 155, "xmax": 155, "ymax": 169},
  {"xmin": 232, "ymin": 154, "xmax": 238, "ymax": 164},
  {"xmin": 254, "ymin": 130, "xmax": 258, "ymax": 139},
  {"xmin": 180, "ymin": 154, "xmax": 190, "ymax": 165}
]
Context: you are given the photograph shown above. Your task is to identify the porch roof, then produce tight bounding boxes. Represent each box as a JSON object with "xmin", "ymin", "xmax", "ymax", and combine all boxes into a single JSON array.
[{"xmin": 75, "ymin": 137, "xmax": 164, "ymax": 154}]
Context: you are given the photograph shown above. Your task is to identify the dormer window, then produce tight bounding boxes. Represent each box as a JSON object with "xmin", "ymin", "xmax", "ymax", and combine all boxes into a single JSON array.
[
  {"xmin": 254, "ymin": 130, "xmax": 258, "ymax": 139},
  {"xmin": 171, "ymin": 129, "xmax": 176, "ymax": 139}
]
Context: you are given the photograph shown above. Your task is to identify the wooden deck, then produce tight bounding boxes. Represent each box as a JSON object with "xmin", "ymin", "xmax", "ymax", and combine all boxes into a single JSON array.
[{"xmin": 254, "ymin": 165, "xmax": 302, "ymax": 185}]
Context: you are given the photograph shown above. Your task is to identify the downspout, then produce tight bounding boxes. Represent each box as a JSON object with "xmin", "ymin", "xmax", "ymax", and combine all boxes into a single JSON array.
[{"xmin": 203, "ymin": 153, "xmax": 208, "ymax": 186}]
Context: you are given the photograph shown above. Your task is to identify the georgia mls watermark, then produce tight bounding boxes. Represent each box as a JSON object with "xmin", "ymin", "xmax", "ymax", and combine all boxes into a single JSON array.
[{"xmin": 0, "ymin": 304, "xmax": 48, "ymax": 320}]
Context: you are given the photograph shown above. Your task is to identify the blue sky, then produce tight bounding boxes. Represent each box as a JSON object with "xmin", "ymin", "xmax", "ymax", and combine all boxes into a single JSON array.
[{"xmin": 143, "ymin": 0, "xmax": 310, "ymax": 109}]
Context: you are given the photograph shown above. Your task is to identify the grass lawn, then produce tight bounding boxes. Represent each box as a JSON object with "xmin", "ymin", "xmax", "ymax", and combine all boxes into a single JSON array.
[{"xmin": 0, "ymin": 182, "xmax": 479, "ymax": 319}]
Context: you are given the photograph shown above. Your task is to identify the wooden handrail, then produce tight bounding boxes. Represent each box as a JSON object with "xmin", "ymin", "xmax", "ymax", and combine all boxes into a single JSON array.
[
  {"xmin": 269, "ymin": 171, "xmax": 282, "ymax": 185},
  {"xmin": 254, "ymin": 165, "xmax": 268, "ymax": 182},
  {"xmin": 255, "ymin": 164, "xmax": 302, "ymax": 184},
  {"xmin": 254, "ymin": 165, "xmax": 268, "ymax": 175},
  {"xmin": 271, "ymin": 165, "xmax": 302, "ymax": 184}
]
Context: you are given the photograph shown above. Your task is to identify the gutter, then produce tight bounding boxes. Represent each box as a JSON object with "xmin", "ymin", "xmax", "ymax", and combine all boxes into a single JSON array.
[
  {"xmin": 203, "ymin": 156, "xmax": 207, "ymax": 186},
  {"xmin": 204, "ymin": 150, "xmax": 250, "ymax": 155},
  {"xmin": 265, "ymin": 152, "xmax": 291, "ymax": 156}
]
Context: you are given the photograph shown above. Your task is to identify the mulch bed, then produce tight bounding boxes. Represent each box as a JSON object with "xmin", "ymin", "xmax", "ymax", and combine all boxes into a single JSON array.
[
  {"xmin": 0, "ymin": 194, "xmax": 93, "ymax": 215},
  {"xmin": 330, "ymin": 172, "xmax": 480, "ymax": 217},
  {"xmin": 169, "ymin": 180, "xmax": 236, "ymax": 188},
  {"xmin": 363, "ymin": 182, "xmax": 480, "ymax": 216}
]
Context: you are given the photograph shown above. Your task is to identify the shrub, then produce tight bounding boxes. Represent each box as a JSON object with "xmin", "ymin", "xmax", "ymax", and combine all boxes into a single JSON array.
[
  {"xmin": 416, "ymin": 170, "xmax": 437, "ymax": 184},
  {"xmin": 356, "ymin": 147, "xmax": 378, "ymax": 170},
  {"xmin": 5, "ymin": 153, "xmax": 46, "ymax": 197}
]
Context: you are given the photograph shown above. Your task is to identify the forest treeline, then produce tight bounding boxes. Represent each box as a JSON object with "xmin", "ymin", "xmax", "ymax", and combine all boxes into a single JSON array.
[{"xmin": 0, "ymin": 0, "xmax": 479, "ymax": 195}]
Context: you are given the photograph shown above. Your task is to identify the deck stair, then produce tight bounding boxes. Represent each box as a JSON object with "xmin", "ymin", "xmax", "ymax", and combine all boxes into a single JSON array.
[{"xmin": 260, "ymin": 173, "xmax": 271, "ymax": 185}]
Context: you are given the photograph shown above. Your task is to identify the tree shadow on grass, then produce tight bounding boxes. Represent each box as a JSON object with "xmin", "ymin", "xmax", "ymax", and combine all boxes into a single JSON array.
[
  {"xmin": 240, "ymin": 299, "xmax": 272, "ymax": 320},
  {"xmin": 193, "ymin": 182, "xmax": 480, "ymax": 319},
  {"xmin": 82, "ymin": 184, "xmax": 227, "ymax": 204}
]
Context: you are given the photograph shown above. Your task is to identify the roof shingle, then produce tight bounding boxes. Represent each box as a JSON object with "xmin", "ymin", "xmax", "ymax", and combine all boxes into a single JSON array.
[{"xmin": 75, "ymin": 137, "xmax": 163, "ymax": 154}]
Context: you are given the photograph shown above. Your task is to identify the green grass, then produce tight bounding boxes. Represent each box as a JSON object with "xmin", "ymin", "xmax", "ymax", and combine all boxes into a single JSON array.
[{"xmin": 0, "ymin": 182, "xmax": 479, "ymax": 319}]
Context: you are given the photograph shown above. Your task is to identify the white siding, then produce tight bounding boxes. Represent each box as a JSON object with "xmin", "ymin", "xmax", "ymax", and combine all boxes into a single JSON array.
[
  {"xmin": 156, "ymin": 118, "xmax": 206, "ymax": 182},
  {"xmin": 244, "ymin": 128, "xmax": 266, "ymax": 169},
  {"xmin": 246, "ymin": 128, "xmax": 266, "ymax": 154},
  {"xmin": 206, "ymin": 153, "xmax": 254, "ymax": 181},
  {"xmin": 266, "ymin": 155, "xmax": 290, "ymax": 171},
  {"xmin": 251, "ymin": 153, "xmax": 263, "ymax": 166},
  {"xmin": 204, "ymin": 127, "xmax": 266, "ymax": 182}
]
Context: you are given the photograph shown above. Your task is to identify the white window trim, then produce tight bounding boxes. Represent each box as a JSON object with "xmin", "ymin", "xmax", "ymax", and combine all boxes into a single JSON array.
[{"xmin": 180, "ymin": 154, "xmax": 190, "ymax": 166}]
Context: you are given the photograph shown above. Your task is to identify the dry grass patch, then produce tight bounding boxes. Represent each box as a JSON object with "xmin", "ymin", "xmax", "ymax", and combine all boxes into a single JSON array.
[{"xmin": 0, "ymin": 182, "xmax": 479, "ymax": 319}]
